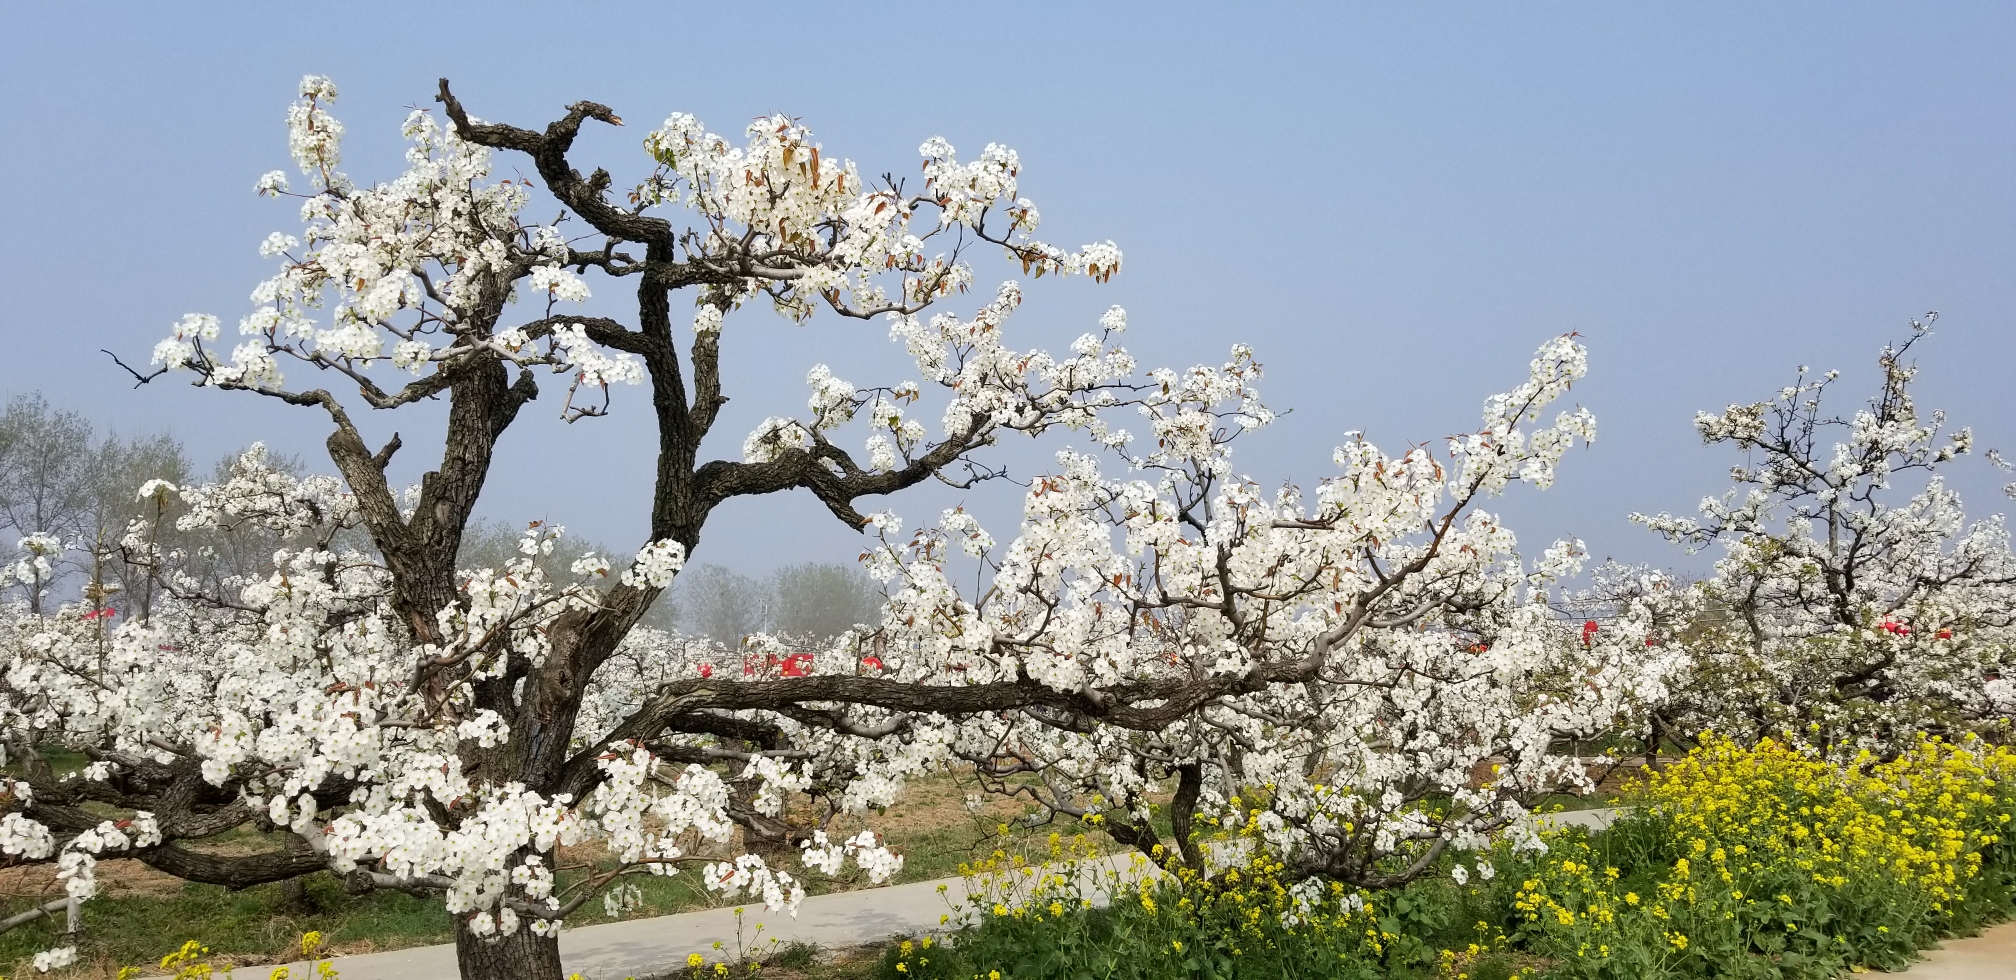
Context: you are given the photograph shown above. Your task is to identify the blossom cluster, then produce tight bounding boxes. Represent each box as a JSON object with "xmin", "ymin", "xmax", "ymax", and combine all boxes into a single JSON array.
[
  {"xmin": 744, "ymin": 334, "xmax": 1671, "ymax": 889},
  {"xmin": 0, "ymin": 450, "xmax": 919, "ymax": 959}
]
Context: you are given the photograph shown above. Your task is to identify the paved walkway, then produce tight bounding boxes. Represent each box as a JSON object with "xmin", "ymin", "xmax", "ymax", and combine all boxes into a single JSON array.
[
  {"xmin": 255, "ymin": 856, "xmax": 1145, "ymax": 980},
  {"xmin": 232, "ymin": 809, "xmax": 2010, "ymax": 980},
  {"xmin": 1887, "ymin": 923, "xmax": 2016, "ymax": 978},
  {"xmin": 1536, "ymin": 806, "xmax": 1623, "ymax": 833}
]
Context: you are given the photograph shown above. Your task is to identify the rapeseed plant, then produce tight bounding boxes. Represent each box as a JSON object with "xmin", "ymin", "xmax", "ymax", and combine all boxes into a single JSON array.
[
  {"xmin": 889, "ymin": 735, "xmax": 2014, "ymax": 980},
  {"xmin": 1512, "ymin": 734, "xmax": 2016, "ymax": 978}
]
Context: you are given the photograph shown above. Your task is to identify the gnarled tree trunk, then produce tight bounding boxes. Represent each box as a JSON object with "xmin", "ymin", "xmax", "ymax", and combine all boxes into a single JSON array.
[{"xmin": 455, "ymin": 922, "xmax": 563, "ymax": 980}]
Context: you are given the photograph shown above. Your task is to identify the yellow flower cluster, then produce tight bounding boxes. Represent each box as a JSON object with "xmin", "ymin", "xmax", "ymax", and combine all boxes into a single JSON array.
[
  {"xmin": 889, "ymin": 936, "xmax": 941, "ymax": 974},
  {"xmin": 1642, "ymin": 733, "xmax": 2012, "ymax": 910},
  {"xmin": 1512, "ymin": 733, "xmax": 2016, "ymax": 976},
  {"xmin": 954, "ymin": 831, "xmax": 1106, "ymax": 925},
  {"xmin": 919, "ymin": 811, "xmax": 1418, "ymax": 977}
]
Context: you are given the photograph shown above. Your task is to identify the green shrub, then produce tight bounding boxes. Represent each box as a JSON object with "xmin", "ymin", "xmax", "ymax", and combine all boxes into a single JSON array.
[
  {"xmin": 879, "ymin": 833, "xmax": 1517, "ymax": 980},
  {"xmin": 1507, "ymin": 734, "xmax": 2016, "ymax": 979},
  {"xmin": 890, "ymin": 735, "xmax": 2016, "ymax": 980}
]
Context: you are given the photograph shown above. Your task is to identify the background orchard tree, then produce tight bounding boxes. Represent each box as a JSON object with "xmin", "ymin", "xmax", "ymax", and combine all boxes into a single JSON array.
[
  {"xmin": 1636, "ymin": 320, "xmax": 2016, "ymax": 755},
  {"xmin": 675, "ymin": 564, "xmax": 770, "ymax": 647},
  {"xmin": 670, "ymin": 561, "xmax": 883, "ymax": 647},
  {"xmin": 0, "ymin": 449, "xmax": 371, "ymax": 922},
  {"xmin": 1557, "ymin": 561, "xmax": 1708, "ymax": 769},
  {"xmin": 0, "ymin": 394, "xmax": 192, "ymax": 617},
  {"xmin": 859, "ymin": 337, "xmax": 1677, "ymax": 889},
  {"xmin": 0, "ymin": 396, "xmax": 100, "ymax": 612},
  {"xmin": 765, "ymin": 562, "xmax": 883, "ymax": 642}
]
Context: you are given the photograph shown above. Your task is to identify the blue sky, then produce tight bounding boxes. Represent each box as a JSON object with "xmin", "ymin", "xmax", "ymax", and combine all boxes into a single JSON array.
[{"xmin": 3, "ymin": 2, "xmax": 2011, "ymax": 575}]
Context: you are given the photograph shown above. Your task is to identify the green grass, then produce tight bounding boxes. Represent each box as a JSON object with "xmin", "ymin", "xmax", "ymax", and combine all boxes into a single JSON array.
[{"xmin": 0, "ymin": 874, "xmax": 446, "ymax": 977}]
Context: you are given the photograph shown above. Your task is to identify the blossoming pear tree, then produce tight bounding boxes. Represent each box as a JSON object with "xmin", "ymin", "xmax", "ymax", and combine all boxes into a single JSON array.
[
  {"xmin": 1636, "ymin": 319, "xmax": 2016, "ymax": 755},
  {"xmin": 824, "ymin": 335, "xmax": 1679, "ymax": 889},
  {"xmin": 0, "ymin": 75, "xmax": 1671, "ymax": 980}
]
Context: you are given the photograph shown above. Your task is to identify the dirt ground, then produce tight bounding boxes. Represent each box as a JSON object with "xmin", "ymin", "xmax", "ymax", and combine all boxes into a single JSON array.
[{"xmin": 1, "ymin": 856, "xmax": 191, "ymax": 904}]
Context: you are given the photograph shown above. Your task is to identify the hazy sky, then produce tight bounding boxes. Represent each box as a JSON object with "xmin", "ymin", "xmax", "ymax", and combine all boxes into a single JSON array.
[{"xmin": 3, "ymin": 2, "xmax": 2011, "ymax": 577}]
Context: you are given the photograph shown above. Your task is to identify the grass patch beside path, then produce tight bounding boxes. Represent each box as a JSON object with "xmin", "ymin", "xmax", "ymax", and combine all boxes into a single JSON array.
[{"xmin": 0, "ymin": 873, "xmax": 445, "ymax": 980}]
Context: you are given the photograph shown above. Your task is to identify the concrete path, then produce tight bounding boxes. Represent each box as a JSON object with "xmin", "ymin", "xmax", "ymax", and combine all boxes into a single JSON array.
[
  {"xmin": 261, "ymin": 878, "xmax": 964, "ymax": 979},
  {"xmin": 1884, "ymin": 922, "xmax": 2016, "ymax": 977},
  {"xmin": 1536, "ymin": 806, "xmax": 1624, "ymax": 833},
  {"xmin": 232, "ymin": 809, "xmax": 2012, "ymax": 980},
  {"xmin": 256, "ymin": 856, "xmax": 1145, "ymax": 980}
]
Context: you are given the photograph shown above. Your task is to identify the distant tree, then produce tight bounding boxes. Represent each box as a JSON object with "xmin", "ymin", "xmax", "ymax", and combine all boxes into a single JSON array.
[
  {"xmin": 677, "ymin": 563, "xmax": 768, "ymax": 647},
  {"xmin": 0, "ymin": 395, "xmax": 97, "ymax": 612},
  {"xmin": 90, "ymin": 431, "xmax": 195, "ymax": 618},
  {"xmin": 768, "ymin": 562, "xmax": 880, "ymax": 641},
  {"xmin": 0, "ymin": 394, "xmax": 192, "ymax": 615}
]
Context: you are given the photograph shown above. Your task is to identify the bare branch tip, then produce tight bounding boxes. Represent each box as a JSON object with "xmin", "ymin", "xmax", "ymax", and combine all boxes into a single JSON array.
[{"xmin": 102, "ymin": 349, "xmax": 166, "ymax": 389}]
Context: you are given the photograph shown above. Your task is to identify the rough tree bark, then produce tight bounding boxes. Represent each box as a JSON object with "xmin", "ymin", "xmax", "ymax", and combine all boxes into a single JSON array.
[{"xmin": 455, "ymin": 921, "xmax": 563, "ymax": 980}]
